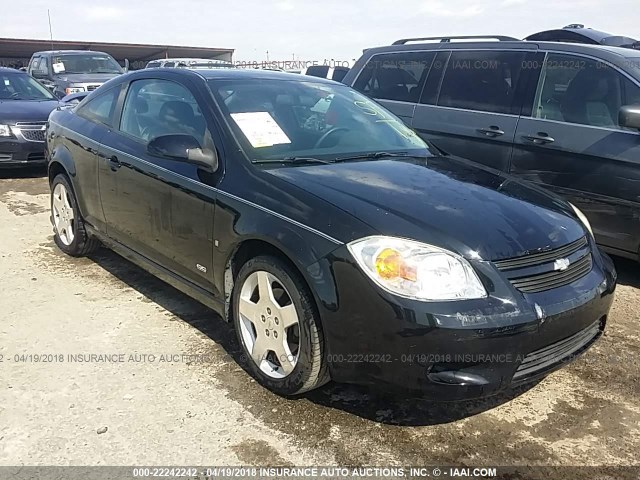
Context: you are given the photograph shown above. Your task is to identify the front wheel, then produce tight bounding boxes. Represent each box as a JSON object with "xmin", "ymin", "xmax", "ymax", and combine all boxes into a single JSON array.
[
  {"xmin": 51, "ymin": 174, "xmax": 99, "ymax": 256},
  {"xmin": 232, "ymin": 255, "xmax": 329, "ymax": 396}
]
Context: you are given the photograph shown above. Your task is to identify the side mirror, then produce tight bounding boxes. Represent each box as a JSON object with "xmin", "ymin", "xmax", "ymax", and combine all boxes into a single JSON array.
[
  {"xmin": 147, "ymin": 134, "xmax": 218, "ymax": 172},
  {"xmin": 124, "ymin": 59, "xmax": 130, "ymax": 73},
  {"xmin": 619, "ymin": 105, "xmax": 640, "ymax": 130},
  {"xmin": 31, "ymin": 69, "xmax": 48, "ymax": 79}
]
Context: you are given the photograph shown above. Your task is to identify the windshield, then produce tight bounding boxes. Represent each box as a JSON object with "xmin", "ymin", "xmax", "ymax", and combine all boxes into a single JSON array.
[
  {"xmin": 208, "ymin": 78, "xmax": 431, "ymax": 162},
  {"xmin": 51, "ymin": 54, "xmax": 123, "ymax": 75},
  {"xmin": 0, "ymin": 72, "xmax": 56, "ymax": 100}
]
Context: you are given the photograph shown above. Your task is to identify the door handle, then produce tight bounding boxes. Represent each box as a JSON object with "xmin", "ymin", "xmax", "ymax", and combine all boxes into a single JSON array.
[
  {"xmin": 477, "ymin": 126, "xmax": 505, "ymax": 137},
  {"xmin": 523, "ymin": 133, "xmax": 555, "ymax": 145},
  {"xmin": 108, "ymin": 155, "xmax": 121, "ymax": 171}
]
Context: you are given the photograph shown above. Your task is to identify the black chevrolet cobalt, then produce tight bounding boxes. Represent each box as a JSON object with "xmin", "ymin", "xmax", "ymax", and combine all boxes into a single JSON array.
[{"xmin": 46, "ymin": 68, "xmax": 616, "ymax": 399}]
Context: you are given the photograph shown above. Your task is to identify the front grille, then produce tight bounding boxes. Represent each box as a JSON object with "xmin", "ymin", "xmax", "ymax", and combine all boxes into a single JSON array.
[
  {"xmin": 495, "ymin": 237, "xmax": 592, "ymax": 293},
  {"xmin": 20, "ymin": 129, "xmax": 46, "ymax": 142},
  {"xmin": 512, "ymin": 319, "xmax": 603, "ymax": 383},
  {"xmin": 16, "ymin": 121, "xmax": 46, "ymax": 127},
  {"xmin": 15, "ymin": 122, "xmax": 47, "ymax": 143}
]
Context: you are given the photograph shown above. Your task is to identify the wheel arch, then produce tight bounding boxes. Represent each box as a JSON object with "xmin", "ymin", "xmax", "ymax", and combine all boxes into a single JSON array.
[
  {"xmin": 48, "ymin": 144, "xmax": 77, "ymax": 186},
  {"xmin": 222, "ymin": 237, "xmax": 324, "ymax": 326}
]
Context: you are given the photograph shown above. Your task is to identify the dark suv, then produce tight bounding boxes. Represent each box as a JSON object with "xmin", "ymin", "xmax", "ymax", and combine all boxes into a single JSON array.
[
  {"xmin": 343, "ymin": 36, "xmax": 640, "ymax": 261},
  {"xmin": 27, "ymin": 50, "xmax": 125, "ymax": 99}
]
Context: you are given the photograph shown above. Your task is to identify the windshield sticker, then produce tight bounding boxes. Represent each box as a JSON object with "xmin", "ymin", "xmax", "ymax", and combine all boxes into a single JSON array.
[
  {"xmin": 230, "ymin": 112, "xmax": 291, "ymax": 148},
  {"xmin": 3, "ymin": 79, "xmax": 9, "ymax": 86},
  {"xmin": 52, "ymin": 62, "xmax": 65, "ymax": 74}
]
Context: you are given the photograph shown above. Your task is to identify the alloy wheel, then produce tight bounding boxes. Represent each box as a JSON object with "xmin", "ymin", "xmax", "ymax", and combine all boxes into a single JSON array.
[
  {"xmin": 238, "ymin": 270, "xmax": 301, "ymax": 378},
  {"xmin": 52, "ymin": 183, "xmax": 75, "ymax": 246}
]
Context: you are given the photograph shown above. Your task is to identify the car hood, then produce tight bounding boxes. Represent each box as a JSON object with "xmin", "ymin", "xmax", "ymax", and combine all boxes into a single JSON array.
[
  {"xmin": 266, "ymin": 156, "xmax": 586, "ymax": 261},
  {"xmin": 0, "ymin": 99, "xmax": 61, "ymax": 124},
  {"xmin": 54, "ymin": 73, "xmax": 120, "ymax": 84}
]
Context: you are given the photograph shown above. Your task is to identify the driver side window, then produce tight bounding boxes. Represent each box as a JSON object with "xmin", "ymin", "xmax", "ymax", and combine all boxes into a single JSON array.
[
  {"xmin": 119, "ymin": 79, "xmax": 207, "ymax": 147},
  {"xmin": 534, "ymin": 53, "xmax": 640, "ymax": 129}
]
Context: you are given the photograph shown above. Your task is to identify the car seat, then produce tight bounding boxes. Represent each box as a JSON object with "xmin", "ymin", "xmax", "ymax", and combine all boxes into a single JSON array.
[
  {"xmin": 561, "ymin": 68, "xmax": 620, "ymax": 127},
  {"xmin": 155, "ymin": 100, "xmax": 202, "ymax": 143}
]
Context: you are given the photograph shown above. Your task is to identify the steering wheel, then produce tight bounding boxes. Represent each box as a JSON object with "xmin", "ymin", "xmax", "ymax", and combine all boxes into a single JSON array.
[{"xmin": 314, "ymin": 127, "xmax": 349, "ymax": 149}]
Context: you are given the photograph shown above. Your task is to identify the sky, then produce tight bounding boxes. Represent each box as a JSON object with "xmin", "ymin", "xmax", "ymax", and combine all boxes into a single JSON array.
[{"xmin": 3, "ymin": 0, "xmax": 639, "ymax": 66}]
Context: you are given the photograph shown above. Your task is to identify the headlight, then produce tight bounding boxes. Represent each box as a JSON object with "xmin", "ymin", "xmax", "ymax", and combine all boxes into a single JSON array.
[
  {"xmin": 569, "ymin": 203, "xmax": 594, "ymax": 238},
  {"xmin": 65, "ymin": 86, "xmax": 86, "ymax": 95},
  {"xmin": 347, "ymin": 236, "xmax": 487, "ymax": 301},
  {"xmin": 0, "ymin": 124, "xmax": 11, "ymax": 137}
]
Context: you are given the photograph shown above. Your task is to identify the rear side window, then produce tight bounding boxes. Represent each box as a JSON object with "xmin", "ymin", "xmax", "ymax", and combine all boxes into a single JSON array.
[
  {"xmin": 438, "ymin": 51, "xmax": 527, "ymax": 114},
  {"xmin": 76, "ymin": 87, "xmax": 120, "ymax": 126},
  {"xmin": 353, "ymin": 52, "xmax": 435, "ymax": 103}
]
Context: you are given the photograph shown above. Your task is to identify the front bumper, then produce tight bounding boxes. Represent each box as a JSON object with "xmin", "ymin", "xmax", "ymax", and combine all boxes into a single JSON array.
[
  {"xmin": 310, "ymin": 244, "xmax": 617, "ymax": 400},
  {"xmin": 0, "ymin": 136, "xmax": 46, "ymax": 168}
]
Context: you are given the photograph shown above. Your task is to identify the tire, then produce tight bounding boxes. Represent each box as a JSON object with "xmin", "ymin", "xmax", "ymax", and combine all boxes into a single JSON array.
[
  {"xmin": 50, "ymin": 174, "xmax": 100, "ymax": 257},
  {"xmin": 232, "ymin": 255, "xmax": 329, "ymax": 396}
]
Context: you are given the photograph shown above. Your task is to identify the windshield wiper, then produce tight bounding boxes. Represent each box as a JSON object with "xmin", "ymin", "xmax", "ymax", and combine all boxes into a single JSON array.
[
  {"xmin": 254, "ymin": 157, "xmax": 333, "ymax": 165},
  {"xmin": 333, "ymin": 151, "xmax": 411, "ymax": 163}
]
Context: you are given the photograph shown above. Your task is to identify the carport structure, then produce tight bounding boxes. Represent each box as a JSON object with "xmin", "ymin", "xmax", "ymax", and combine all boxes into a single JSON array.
[{"xmin": 0, "ymin": 37, "xmax": 234, "ymax": 70}]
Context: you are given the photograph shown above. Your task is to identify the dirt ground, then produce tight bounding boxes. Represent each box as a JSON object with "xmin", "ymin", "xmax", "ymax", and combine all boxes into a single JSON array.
[{"xmin": 1, "ymin": 168, "xmax": 639, "ymax": 473}]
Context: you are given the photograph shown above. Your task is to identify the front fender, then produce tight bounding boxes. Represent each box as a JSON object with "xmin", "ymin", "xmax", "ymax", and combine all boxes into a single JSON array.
[
  {"xmin": 212, "ymin": 194, "xmax": 344, "ymax": 319},
  {"xmin": 48, "ymin": 143, "xmax": 77, "ymax": 182}
]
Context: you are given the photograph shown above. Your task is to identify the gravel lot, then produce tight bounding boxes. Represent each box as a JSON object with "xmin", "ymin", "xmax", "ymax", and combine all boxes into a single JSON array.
[{"xmin": 1, "ymin": 168, "xmax": 639, "ymax": 473}]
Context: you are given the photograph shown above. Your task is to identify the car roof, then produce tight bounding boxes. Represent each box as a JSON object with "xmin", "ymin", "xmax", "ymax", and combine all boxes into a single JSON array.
[
  {"xmin": 150, "ymin": 58, "xmax": 228, "ymax": 63},
  {"xmin": 0, "ymin": 67, "xmax": 25, "ymax": 73},
  {"xmin": 185, "ymin": 68, "xmax": 338, "ymax": 84},
  {"xmin": 526, "ymin": 26, "xmax": 637, "ymax": 47},
  {"xmin": 361, "ymin": 39, "xmax": 639, "ymax": 60},
  {"xmin": 33, "ymin": 50, "xmax": 110, "ymax": 56}
]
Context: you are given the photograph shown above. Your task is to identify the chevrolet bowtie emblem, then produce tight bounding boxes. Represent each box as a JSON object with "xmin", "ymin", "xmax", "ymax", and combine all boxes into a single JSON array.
[{"xmin": 554, "ymin": 258, "xmax": 571, "ymax": 271}]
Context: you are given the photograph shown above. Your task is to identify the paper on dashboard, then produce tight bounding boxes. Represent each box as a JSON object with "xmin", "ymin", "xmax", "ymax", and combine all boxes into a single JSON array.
[{"xmin": 230, "ymin": 112, "xmax": 291, "ymax": 148}]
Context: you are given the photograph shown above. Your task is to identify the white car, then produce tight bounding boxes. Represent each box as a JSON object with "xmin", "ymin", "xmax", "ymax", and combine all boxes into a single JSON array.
[{"xmin": 145, "ymin": 58, "xmax": 234, "ymax": 69}]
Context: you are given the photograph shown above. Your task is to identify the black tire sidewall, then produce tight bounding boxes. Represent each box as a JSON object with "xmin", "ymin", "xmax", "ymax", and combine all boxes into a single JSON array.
[{"xmin": 232, "ymin": 256, "xmax": 320, "ymax": 396}]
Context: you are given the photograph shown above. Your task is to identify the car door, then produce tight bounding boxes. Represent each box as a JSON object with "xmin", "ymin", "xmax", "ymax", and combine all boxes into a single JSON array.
[
  {"xmin": 351, "ymin": 50, "xmax": 436, "ymax": 124},
  {"xmin": 56, "ymin": 85, "xmax": 122, "ymax": 234},
  {"xmin": 511, "ymin": 52, "xmax": 640, "ymax": 256},
  {"xmin": 412, "ymin": 49, "xmax": 535, "ymax": 172},
  {"xmin": 98, "ymin": 76, "xmax": 218, "ymax": 291}
]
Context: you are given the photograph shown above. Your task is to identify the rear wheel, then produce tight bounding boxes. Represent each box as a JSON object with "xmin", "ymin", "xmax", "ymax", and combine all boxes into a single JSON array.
[
  {"xmin": 232, "ymin": 255, "xmax": 329, "ymax": 396},
  {"xmin": 51, "ymin": 174, "xmax": 99, "ymax": 256}
]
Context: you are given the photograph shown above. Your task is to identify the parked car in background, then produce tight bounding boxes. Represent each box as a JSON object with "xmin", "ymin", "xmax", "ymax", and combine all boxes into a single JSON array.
[
  {"xmin": 0, "ymin": 67, "xmax": 61, "ymax": 168},
  {"xmin": 46, "ymin": 68, "xmax": 615, "ymax": 399},
  {"xmin": 27, "ymin": 50, "xmax": 126, "ymax": 99},
  {"xmin": 304, "ymin": 65, "xmax": 350, "ymax": 82},
  {"xmin": 145, "ymin": 58, "xmax": 234, "ymax": 69},
  {"xmin": 526, "ymin": 24, "xmax": 640, "ymax": 50},
  {"xmin": 344, "ymin": 35, "xmax": 640, "ymax": 261}
]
